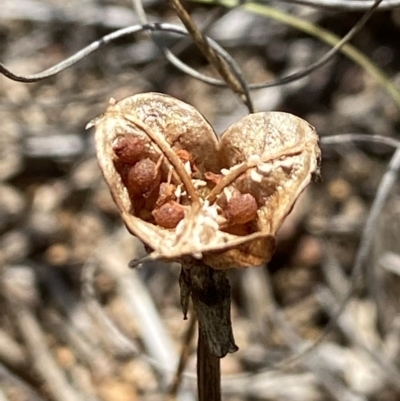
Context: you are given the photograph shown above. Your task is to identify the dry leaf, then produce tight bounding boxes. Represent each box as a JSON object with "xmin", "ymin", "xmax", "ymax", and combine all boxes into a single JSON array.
[{"xmin": 87, "ymin": 93, "xmax": 321, "ymax": 269}]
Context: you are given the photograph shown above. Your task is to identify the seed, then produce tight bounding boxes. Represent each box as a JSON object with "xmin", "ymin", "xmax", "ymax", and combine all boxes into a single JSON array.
[
  {"xmin": 224, "ymin": 193, "xmax": 258, "ymax": 225},
  {"xmin": 126, "ymin": 158, "xmax": 160, "ymax": 197},
  {"xmin": 112, "ymin": 134, "xmax": 147, "ymax": 164},
  {"xmin": 152, "ymin": 201, "xmax": 185, "ymax": 229}
]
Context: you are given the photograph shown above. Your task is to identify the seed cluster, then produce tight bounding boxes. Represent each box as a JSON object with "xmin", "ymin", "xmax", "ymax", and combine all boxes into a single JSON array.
[{"xmin": 112, "ymin": 134, "xmax": 258, "ymax": 232}]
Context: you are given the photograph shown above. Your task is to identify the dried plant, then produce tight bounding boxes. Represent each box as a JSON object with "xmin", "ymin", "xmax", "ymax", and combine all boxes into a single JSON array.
[
  {"xmin": 88, "ymin": 92, "xmax": 321, "ymax": 269},
  {"xmin": 0, "ymin": 0, "xmax": 397, "ymax": 400}
]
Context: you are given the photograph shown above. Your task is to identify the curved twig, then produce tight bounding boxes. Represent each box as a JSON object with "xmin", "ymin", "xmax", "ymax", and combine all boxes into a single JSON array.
[
  {"xmin": 185, "ymin": 0, "xmax": 383, "ymax": 89},
  {"xmin": 321, "ymin": 134, "xmax": 400, "ymax": 149},
  {"xmin": 130, "ymin": 0, "xmax": 228, "ymax": 94},
  {"xmin": 149, "ymin": 0, "xmax": 383, "ymax": 92},
  {"xmin": 353, "ymin": 147, "xmax": 400, "ymax": 286},
  {"xmin": 246, "ymin": 0, "xmax": 383, "ymax": 89},
  {"xmin": 0, "ymin": 0, "xmax": 382, "ymax": 102},
  {"xmin": 0, "ymin": 22, "xmax": 253, "ymax": 112},
  {"xmin": 167, "ymin": 0, "xmax": 253, "ymax": 112}
]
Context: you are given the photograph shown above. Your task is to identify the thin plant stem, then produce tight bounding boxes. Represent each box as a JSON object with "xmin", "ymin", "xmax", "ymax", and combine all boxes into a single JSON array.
[
  {"xmin": 179, "ymin": 261, "xmax": 235, "ymax": 400},
  {"xmin": 197, "ymin": 327, "xmax": 221, "ymax": 401},
  {"xmin": 189, "ymin": 0, "xmax": 400, "ymax": 110},
  {"xmin": 166, "ymin": 0, "xmax": 254, "ymax": 112},
  {"xmin": 243, "ymin": 1, "xmax": 400, "ymax": 110}
]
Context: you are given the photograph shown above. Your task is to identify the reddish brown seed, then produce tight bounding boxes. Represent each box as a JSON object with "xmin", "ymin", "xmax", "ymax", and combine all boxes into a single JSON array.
[
  {"xmin": 126, "ymin": 158, "xmax": 160, "ymax": 197},
  {"xmin": 112, "ymin": 134, "xmax": 147, "ymax": 164},
  {"xmin": 152, "ymin": 201, "xmax": 185, "ymax": 229},
  {"xmin": 224, "ymin": 193, "xmax": 258, "ymax": 225}
]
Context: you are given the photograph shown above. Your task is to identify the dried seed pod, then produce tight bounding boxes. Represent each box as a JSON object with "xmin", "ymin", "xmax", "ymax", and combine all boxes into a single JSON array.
[{"xmin": 88, "ymin": 93, "xmax": 320, "ymax": 269}]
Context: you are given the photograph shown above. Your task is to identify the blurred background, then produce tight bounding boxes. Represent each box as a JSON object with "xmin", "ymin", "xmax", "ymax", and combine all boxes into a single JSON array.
[{"xmin": 1, "ymin": 0, "xmax": 400, "ymax": 400}]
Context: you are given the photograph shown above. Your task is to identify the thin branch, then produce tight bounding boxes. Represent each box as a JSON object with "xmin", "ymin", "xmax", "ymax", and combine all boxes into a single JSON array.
[
  {"xmin": 0, "ymin": 0, "xmax": 387, "ymax": 107},
  {"xmin": 130, "ymin": 0, "xmax": 228, "ymax": 98},
  {"xmin": 241, "ymin": 0, "xmax": 400, "ymax": 109},
  {"xmin": 158, "ymin": 0, "xmax": 385, "ymax": 94},
  {"xmin": 247, "ymin": 0, "xmax": 383, "ymax": 89},
  {"xmin": 145, "ymin": 0, "xmax": 384, "ymax": 93},
  {"xmin": 166, "ymin": 0, "xmax": 254, "ymax": 112},
  {"xmin": 321, "ymin": 134, "xmax": 400, "ymax": 149},
  {"xmin": 353, "ymin": 147, "xmax": 400, "ymax": 285},
  {"xmin": 322, "ymin": 137, "xmax": 400, "ymax": 302},
  {"xmin": 0, "ymin": 23, "xmax": 252, "ymax": 112},
  {"xmin": 185, "ymin": 0, "xmax": 400, "ymax": 111}
]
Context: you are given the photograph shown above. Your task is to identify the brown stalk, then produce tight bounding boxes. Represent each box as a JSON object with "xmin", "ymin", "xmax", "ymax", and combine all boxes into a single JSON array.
[
  {"xmin": 166, "ymin": 0, "xmax": 247, "ymax": 107},
  {"xmin": 178, "ymin": 261, "xmax": 235, "ymax": 401},
  {"xmin": 197, "ymin": 325, "xmax": 221, "ymax": 401}
]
